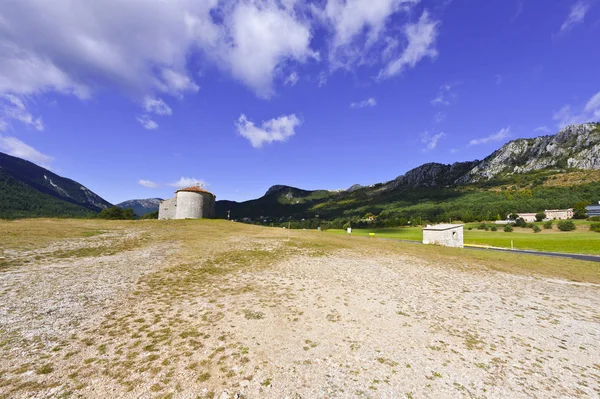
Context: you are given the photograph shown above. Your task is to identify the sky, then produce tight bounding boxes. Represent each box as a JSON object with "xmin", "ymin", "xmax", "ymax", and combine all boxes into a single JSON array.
[{"xmin": 1, "ymin": 0, "xmax": 600, "ymax": 204}]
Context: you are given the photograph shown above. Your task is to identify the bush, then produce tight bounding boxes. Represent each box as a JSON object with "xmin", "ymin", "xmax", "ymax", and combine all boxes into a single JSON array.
[
  {"xmin": 97, "ymin": 206, "xmax": 135, "ymax": 220},
  {"xmin": 532, "ymin": 225, "xmax": 541, "ymax": 233},
  {"xmin": 467, "ymin": 227, "xmax": 472, "ymax": 230},
  {"xmin": 514, "ymin": 218, "xmax": 527, "ymax": 228},
  {"xmin": 504, "ymin": 225, "xmax": 513, "ymax": 232},
  {"xmin": 589, "ymin": 216, "xmax": 600, "ymax": 222},
  {"xmin": 535, "ymin": 212, "xmax": 546, "ymax": 222},
  {"xmin": 526, "ymin": 223, "xmax": 535, "ymax": 229},
  {"xmin": 557, "ymin": 220, "xmax": 576, "ymax": 231},
  {"xmin": 490, "ymin": 226, "xmax": 497, "ymax": 231},
  {"xmin": 543, "ymin": 221, "xmax": 553, "ymax": 229},
  {"xmin": 590, "ymin": 223, "xmax": 600, "ymax": 233},
  {"xmin": 140, "ymin": 210, "xmax": 158, "ymax": 219}
]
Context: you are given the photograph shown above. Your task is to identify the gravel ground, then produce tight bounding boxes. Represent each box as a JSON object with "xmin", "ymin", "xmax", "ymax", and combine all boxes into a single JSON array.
[{"xmin": 0, "ymin": 230, "xmax": 599, "ymax": 399}]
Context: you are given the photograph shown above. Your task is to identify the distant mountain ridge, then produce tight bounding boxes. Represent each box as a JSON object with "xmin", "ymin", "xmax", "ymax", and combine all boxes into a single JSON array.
[
  {"xmin": 216, "ymin": 122, "xmax": 600, "ymax": 220},
  {"xmin": 116, "ymin": 198, "xmax": 162, "ymax": 216},
  {"xmin": 0, "ymin": 151, "xmax": 111, "ymax": 219}
]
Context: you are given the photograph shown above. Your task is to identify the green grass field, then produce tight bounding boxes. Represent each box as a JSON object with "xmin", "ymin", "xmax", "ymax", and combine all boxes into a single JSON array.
[{"xmin": 326, "ymin": 221, "xmax": 600, "ymax": 255}]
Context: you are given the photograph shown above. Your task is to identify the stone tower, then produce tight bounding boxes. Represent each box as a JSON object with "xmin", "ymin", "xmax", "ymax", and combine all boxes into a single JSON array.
[{"xmin": 158, "ymin": 185, "xmax": 216, "ymax": 220}]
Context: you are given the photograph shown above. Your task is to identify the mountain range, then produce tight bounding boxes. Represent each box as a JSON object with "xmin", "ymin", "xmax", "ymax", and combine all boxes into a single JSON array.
[
  {"xmin": 215, "ymin": 123, "xmax": 600, "ymax": 222},
  {"xmin": 1, "ymin": 122, "xmax": 599, "ymax": 220},
  {"xmin": 0, "ymin": 151, "xmax": 112, "ymax": 219},
  {"xmin": 115, "ymin": 198, "xmax": 163, "ymax": 216}
]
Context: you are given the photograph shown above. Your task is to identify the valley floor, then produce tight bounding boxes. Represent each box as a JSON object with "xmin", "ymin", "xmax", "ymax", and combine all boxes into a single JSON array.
[{"xmin": 0, "ymin": 219, "xmax": 599, "ymax": 398}]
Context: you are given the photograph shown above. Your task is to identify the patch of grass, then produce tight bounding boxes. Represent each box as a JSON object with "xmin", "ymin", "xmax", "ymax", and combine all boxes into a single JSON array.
[
  {"xmin": 36, "ymin": 363, "xmax": 54, "ymax": 375},
  {"xmin": 243, "ymin": 309, "xmax": 265, "ymax": 320}
]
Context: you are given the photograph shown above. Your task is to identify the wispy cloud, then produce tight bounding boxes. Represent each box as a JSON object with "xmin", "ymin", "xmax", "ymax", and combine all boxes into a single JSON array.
[
  {"xmin": 136, "ymin": 115, "xmax": 159, "ymax": 130},
  {"xmin": 469, "ymin": 127, "xmax": 511, "ymax": 146},
  {"xmin": 138, "ymin": 179, "xmax": 159, "ymax": 188},
  {"xmin": 553, "ymin": 90, "xmax": 600, "ymax": 127},
  {"xmin": 350, "ymin": 98, "xmax": 377, "ymax": 108},
  {"xmin": 0, "ymin": 135, "xmax": 53, "ymax": 168},
  {"xmin": 0, "ymin": 94, "xmax": 44, "ymax": 131},
  {"xmin": 560, "ymin": 1, "xmax": 590, "ymax": 33},
  {"xmin": 236, "ymin": 113, "xmax": 300, "ymax": 148},
  {"xmin": 379, "ymin": 11, "xmax": 440, "ymax": 79},
  {"xmin": 431, "ymin": 82, "xmax": 460, "ymax": 106},
  {"xmin": 168, "ymin": 177, "xmax": 207, "ymax": 189},
  {"xmin": 143, "ymin": 97, "xmax": 172, "ymax": 116},
  {"xmin": 420, "ymin": 131, "xmax": 446, "ymax": 151},
  {"xmin": 284, "ymin": 72, "xmax": 299, "ymax": 86},
  {"xmin": 533, "ymin": 126, "xmax": 551, "ymax": 134}
]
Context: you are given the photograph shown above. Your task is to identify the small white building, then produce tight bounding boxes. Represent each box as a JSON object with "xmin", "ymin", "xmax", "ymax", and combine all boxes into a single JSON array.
[
  {"xmin": 517, "ymin": 212, "xmax": 537, "ymax": 222},
  {"xmin": 422, "ymin": 224, "xmax": 464, "ymax": 248}
]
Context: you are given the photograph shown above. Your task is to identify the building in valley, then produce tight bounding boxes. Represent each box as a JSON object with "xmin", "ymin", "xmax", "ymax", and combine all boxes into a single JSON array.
[{"xmin": 586, "ymin": 202, "xmax": 600, "ymax": 217}]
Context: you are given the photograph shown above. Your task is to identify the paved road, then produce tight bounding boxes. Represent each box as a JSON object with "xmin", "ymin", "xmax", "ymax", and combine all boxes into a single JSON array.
[
  {"xmin": 463, "ymin": 245, "xmax": 600, "ymax": 263},
  {"xmin": 374, "ymin": 237, "xmax": 600, "ymax": 263}
]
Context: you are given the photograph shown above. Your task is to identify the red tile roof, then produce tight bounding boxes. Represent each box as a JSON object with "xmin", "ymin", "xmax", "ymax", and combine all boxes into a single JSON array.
[{"xmin": 176, "ymin": 185, "xmax": 215, "ymax": 196}]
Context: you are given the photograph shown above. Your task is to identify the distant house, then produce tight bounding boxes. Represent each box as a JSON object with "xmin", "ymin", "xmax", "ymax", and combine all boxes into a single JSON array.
[
  {"xmin": 587, "ymin": 202, "xmax": 600, "ymax": 217},
  {"xmin": 422, "ymin": 224, "xmax": 464, "ymax": 248},
  {"xmin": 515, "ymin": 208, "xmax": 573, "ymax": 222},
  {"xmin": 516, "ymin": 212, "xmax": 537, "ymax": 223},
  {"xmin": 544, "ymin": 208, "xmax": 573, "ymax": 220}
]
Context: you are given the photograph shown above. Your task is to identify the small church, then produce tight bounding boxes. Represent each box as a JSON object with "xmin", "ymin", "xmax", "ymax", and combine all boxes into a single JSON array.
[{"xmin": 158, "ymin": 185, "xmax": 216, "ymax": 220}]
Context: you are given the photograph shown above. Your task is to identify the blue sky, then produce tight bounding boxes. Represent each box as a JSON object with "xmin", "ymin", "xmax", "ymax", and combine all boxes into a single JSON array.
[{"xmin": 1, "ymin": 0, "xmax": 599, "ymax": 204}]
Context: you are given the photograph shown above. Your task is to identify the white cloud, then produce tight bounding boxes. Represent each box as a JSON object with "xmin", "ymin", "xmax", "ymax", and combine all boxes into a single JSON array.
[
  {"xmin": 560, "ymin": 1, "xmax": 590, "ymax": 33},
  {"xmin": 0, "ymin": 0, "xmax": 443, "ymax": 120},
  {"xmin": 350, "ymin": 97, "xmax": 377, "ymax": 108},
  {"xmin": 136, "ymin": 115, "xmax": 159, "ymax": 130},
  {"xmin": 224, "ymin": 1, "xmax": 315, "ymax": 98},
  {"xmin": 469, "ymin": 127, "xmax": 511, "ymax": 146},
  {"xmin": 236, "ymin": 113, "xmax": 300, "ymax": 148},
  {"xmin": 168, "ymin": 177, "xmax": 207, "ymax": 189},
  {"xmin": 325, "ymin": 0, "xmax": 417, "ymax": 47},
  {"xmin": 379, "ymin": 11, "xmax": 440, "ymax": 78},
  {"xmin": 0, "ymin": 135, "xmax": 53, "ymax": 168},
  {"xmin": 284, "ymin": 72, "xmax": 299, "ymax": 86},
  {"xmin": 0, "ymin": 0, "xmax": 218, "ymax": 101},
  {"xmin": 138, "ymin": 179, "xmax": 159, "ymax": 188},
  {"xmin": 159, "ymin": 68, "xmax": 200, "ymax": 96},
  {"xmin": 143, "ymin": 97, "xmax": 172, "ymax": 116},
  {"xmin": 553, "ymin": 90, "xmax": 600, "ymax": 127},
  {"xmin": 533, "ymin": 126, "xmax": 551, "ymax": 134},
  {"xmin": 420, "ymin": 131, "xmax": 445, "ymax": 151},
  {"xmin": 584, "ymin": 91, "xmax": 600, "ymax": 118},
  {"xmin": 0, "ymin": 94, "xmax": 44, "ymax": 131}
]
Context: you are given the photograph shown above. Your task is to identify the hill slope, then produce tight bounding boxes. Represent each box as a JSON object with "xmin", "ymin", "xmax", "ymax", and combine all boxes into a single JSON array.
[
  {"xmin": 0, "ymin": 152, "xmax": 111, "ymax": 219},
  {"xmin": 216, "ymin": 123, "xmax": 600, "ymax": 223}
]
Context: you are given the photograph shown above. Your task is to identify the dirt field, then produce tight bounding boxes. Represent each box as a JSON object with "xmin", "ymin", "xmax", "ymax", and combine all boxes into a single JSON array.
[{"xmin": 1, "ymin": 219, "xmax": 599, "ymax": 398}]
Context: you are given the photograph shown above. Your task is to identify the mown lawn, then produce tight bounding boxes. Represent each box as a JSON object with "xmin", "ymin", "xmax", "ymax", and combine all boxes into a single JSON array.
[{"xmin": 326, "ymin": 222, "xmax": 600, "ymax": 255}]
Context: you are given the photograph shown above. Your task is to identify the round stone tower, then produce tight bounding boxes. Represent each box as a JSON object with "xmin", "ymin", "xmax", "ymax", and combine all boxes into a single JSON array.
[{"xmin": 173, "ymin": 186, "xmax": 216, "ymax": 219}]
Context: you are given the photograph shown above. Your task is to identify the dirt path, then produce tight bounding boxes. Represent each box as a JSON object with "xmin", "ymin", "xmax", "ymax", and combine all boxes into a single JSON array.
[{"xmin": 1, "ymin": 231, "xmax": 599, "ymax": 398}]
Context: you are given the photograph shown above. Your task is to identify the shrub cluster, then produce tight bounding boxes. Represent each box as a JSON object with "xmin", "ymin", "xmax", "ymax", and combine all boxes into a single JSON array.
[
  {"xmin": 97, "ymin": 206, "xmax": 135, "ymax": 220},
  {"xmin": 504, "ymin": 225, "xmax": 513, "ymax": 232},
  {"xmin": 543, "ymin": 221, "xmax": 553, "ymax": 229},
  {"xmin": 590, "ymin": 223, "xmax": 600, "ymax": 233},
  {"xmin": 557, "ymin": 220, "xmax": 576, "ymax": 231}
]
